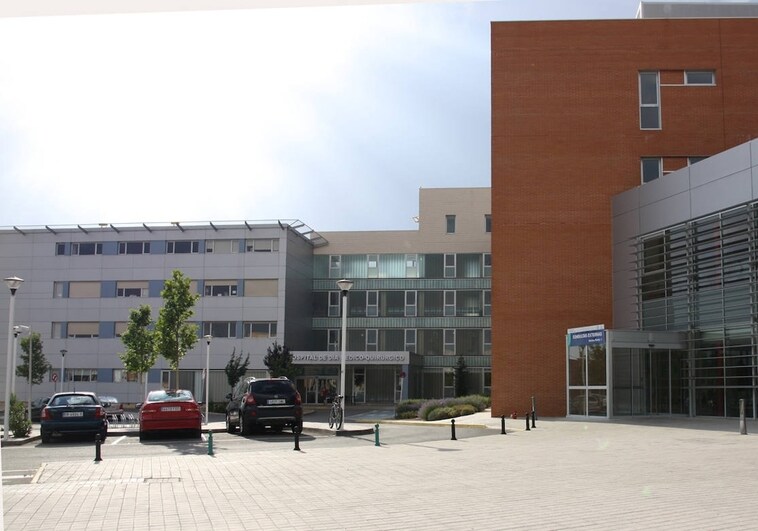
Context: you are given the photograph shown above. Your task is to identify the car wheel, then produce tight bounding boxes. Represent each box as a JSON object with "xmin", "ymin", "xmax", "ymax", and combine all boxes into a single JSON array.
[
  {"xmin": 225, "ymin": 413, "xmax": 236, "ymax": 434},
  {"xmin": 41, "ymin": 430, "xmax": 51, "ymax": 444},
  {"xmin": 239, "ymin": 413, "xmax": 252, "ymax": 436}
]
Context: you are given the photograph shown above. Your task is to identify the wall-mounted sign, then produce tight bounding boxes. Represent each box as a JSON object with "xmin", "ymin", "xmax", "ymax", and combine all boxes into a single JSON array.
[
  {"xmin": 292, "ymin": 351, "xmax": 409, "ymax": 365},
  {"xmin": 569, "ymin": 330, "xmax": 606, "ymax": 346}
]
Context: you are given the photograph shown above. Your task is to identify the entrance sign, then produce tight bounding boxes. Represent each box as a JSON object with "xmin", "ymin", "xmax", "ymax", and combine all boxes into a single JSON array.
[
  {"xmin": 569, "ymin": 330, "xmax": 606, "ymax": 346},
  {"xmin": 293, "ymin": 351, "xmax": 409, "ymax": 365}
]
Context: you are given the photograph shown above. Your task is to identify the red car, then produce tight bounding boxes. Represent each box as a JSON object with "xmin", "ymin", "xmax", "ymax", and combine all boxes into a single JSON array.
[{"xmin": 138, "ymin": 389, "xmax": 202, "ymax": 441}]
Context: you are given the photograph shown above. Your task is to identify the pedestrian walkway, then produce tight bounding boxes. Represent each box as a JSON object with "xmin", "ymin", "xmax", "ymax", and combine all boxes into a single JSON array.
[{"xmin": 4, "ymin": 414, "xmax": 758, "ymax": 530}]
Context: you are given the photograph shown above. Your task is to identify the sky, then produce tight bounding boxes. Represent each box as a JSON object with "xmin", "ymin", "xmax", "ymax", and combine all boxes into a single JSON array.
[{"xmin": 0, "ymin": 0, "xmax": 650, "ymax": 232}]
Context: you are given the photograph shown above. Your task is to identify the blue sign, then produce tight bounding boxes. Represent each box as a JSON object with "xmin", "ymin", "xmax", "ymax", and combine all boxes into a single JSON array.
[{"xmin": 569, "ymin": 330, "xmax": 605, "ymax": 346}]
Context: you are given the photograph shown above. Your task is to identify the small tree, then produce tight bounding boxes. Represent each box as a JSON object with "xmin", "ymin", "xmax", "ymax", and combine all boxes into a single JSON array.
[
  {"xmin": 454, "ymin": 355, "xmax": 469, "ymax": 397},
  {"xmin": 225, "ymin": 348, "xmax": 250, "ymax": 394},
  {"xmin": 120, "ymin": 305, "xmax": 157, "ymax": 399},
  {"xmin": 263, "ymin": 341, "xmax": 302, "ymax": 380},
  {"xmin": 16, "ymin": 332, "xmax": 52, "ymax": 385},
  {"xmin": 9, "ymin": 394, "xmax": 31, "ymax": 438},
  {"xmin": 154, "ymin": 270, "xmax": 199, "ymax": 388}
]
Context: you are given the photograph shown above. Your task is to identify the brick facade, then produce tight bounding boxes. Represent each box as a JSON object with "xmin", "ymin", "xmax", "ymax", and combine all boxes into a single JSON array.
[{"xmin": 491, "ymin": 18, "xmax": 758, "ymax": 417}]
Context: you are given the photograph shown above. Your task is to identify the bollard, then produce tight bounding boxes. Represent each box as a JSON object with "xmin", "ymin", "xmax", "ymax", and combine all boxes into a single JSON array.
[
  {"xmin": 451, "ymin": 418, "xmax": 457, "ymax": 441},
  {"xmin": 375, "ymin": 424, "xmax": 380, "ymax": 447},
  {"xmin": 294, "ymin": 428, "xmax": 301, "ymax": 451},
  {"xmin": 531, "ymin": 395, "xmax": 537, "ymax": 422},
  {"xmin": 94, "ymin": 434, "xmax": 102, "ymax": 462},
  {"xmin": 207, "ymin": 430, "xmax": 214, "ymax": 456},
  {"xmin": 739, "ymin": 398, "xmax": 747, "ymax": 435},
  {"xmin": 531, "ymin": 410, "xmax": 536, "ymax": 429},
  {"xmin": 501, "ymin": 415, "xmax": 506, "ymax": 435},
  {"xmin": 525, "ymin": 413, "xmax": 530, "ymax": 431}
]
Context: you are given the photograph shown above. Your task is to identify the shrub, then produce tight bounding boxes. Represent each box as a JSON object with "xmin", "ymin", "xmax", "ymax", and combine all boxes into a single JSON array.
[
  {"xmin": 9, "ymin": 394, "xmax": 31, "ymax": 438},
  {"xmin": 394, "ymin": 399, "xmax": 425, "ymax": 419},
  {"xmin": 416, "ymin": 395, "xmax": 490, "ymax": 421},
  {"xmin": 418, "ymin": 399, "xmax": 447, "ymax": 421},
  {"xmin": 427, "ymin": 406, "xmax": 456, "ymax": 421}
]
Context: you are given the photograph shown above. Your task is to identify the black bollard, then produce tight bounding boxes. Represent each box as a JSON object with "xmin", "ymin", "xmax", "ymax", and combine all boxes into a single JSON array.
[
  {"xmin": 501, "ymin": 415, "xmax": 506, "ymax": 435},
  {"xmin": 451, "ymin": 418, "xmax": 457, "ymax": 440},
  {"xmin": 94, "ymin": 434, "xmax": 102, "ymax": 462},
  {"xmin": 531, "ymin": 410, "xmax": 536, "ymax": 429},
  {"xmin": 525, "ymin": 413, "xmax": 530, "ymax": 431},
  {"xmin": 294, "ymin": 428, "xmax": 300, "ymax": 451}
]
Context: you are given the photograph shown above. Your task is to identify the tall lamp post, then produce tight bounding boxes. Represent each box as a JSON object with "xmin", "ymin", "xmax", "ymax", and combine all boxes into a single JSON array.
[
  {"xmin": 60, "ymin": 349, "xmax": 67, "ymax": 393},
  {"xmin": 4, "ymin": 275, "xmax": 24, "ymax": 441},
  {"xmin": 336, "ymin": 279, "xmax": 353, "ymax": 430},
  {"xmin": 11, "ymin": 325, "xmax": 29, "ymax": 396},
  {"xmin": 203, "ymin": 335, "xmax": 212, "ymax": 425}
]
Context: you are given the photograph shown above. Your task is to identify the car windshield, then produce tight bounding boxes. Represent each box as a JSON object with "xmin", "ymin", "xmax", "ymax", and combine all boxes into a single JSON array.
[
  {"xmin": 50, "ymin": 395, "xmax": 97, "ymax": 407},
  {"xmin": 146, "ymin": 390, "xmax": 194, "ymax": 402},
  {"xmin": 251, "ymin": 381, "xmax": 293, "ymax": 394}
]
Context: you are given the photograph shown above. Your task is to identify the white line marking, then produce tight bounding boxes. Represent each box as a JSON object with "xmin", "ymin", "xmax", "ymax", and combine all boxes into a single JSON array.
[{"xmin": 110, "ymin": 435, "xmax": 127, "ymax": 445}]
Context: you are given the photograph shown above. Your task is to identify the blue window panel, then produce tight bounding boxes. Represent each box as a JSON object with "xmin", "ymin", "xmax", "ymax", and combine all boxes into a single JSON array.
[
  {"xmin": 62, "ymin": 282, "xmax": 70, "ymax": 298},
  {"xmin": 99, "ymin": 322, "xmax": 115, "ymax": 339},
  {"xmin": 97, "ymin": 368, "xmax": 113, "ymax": 383},
  {"xmin": 237, "ymin": 279, "xmax": 244, "ymax": 296},
  {"xmin": 238, "ymin": 240, "xmax": 246, "ymax": 253},
  {"xmin": 149, "ymin": 280, "xmax": 164, "ymax": 297},
  {"xmin": 197, "ymin": 280, "xmax": 205, "ymax": 295},
  {"xmin": 237, "ymin": 321, "xmax": 244, "ymax": 339},
  {"xmin": 198, "ymin": 240, "xmax": 206, "ymax": 253},
  {"xmin": 148, "ymin": 369, "xmax": 161, "ymax": 384},
  {"xmin": 101, "ymin": 280, "xmax": 117, "ymax": 298},
  {"xmin": 151, "ymin": 241, "xmax": 166, "ymax": 254},
  {"xmin": 102, "ymin": 241, "xmax": 118, "ymax": 255}
]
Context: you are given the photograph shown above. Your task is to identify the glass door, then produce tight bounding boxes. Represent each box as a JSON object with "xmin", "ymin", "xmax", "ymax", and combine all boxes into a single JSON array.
[{"xmin": 353, "ymin": 368, "xmax": 366, "ymax": 404}]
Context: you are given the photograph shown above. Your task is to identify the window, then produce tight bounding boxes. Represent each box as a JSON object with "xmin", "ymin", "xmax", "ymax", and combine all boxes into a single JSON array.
[
  {"xmin": 66, "ymin": 369, "xmax": 98, "ymax": 382},
  {"xmin": 641, "ymin": 157, "xmax": 662, "ymax": 184},
  {"xmin": 115, "ymin": 322, "xmax": 128, "ymax": 337},
  {"xmin": 405, "ymin": 291, "xmax": 417, "ymax": 317},
  {"xmin": 243, "ymin": 321, "xmax": 277, "ymax": 338},
  {"xmin": 484, "ymin": 329, "xmax": 492, "ymax": 356},
  {"xmin": 118, "ymin": 241, "xmax": 150, "ymax": 254},
  {"xmin": 483, "ymin": 290, "xmax": 491, "ymax": 317},
  {"xmin": 68, "ymin": 322, "xmax": 99, "ymax": 338},
  {"xmin": 56, "ymin": 243, "xmax": 66, "ymax": 256},
  {"xmin": 689, "ymin": 156, "xmax": 708, "ymax": 166},
  {"xmin": 113, "ymin": 369, "xmax": 141, "ymax": 383},
  {"xmin": 203, "ymin": 321, "xmax": 237, "ymax": 338},
  {"xmin": 367, "ymin": 254, "xmax": 378, "ymax": 278},
  {"xmin": 444, "ymin": 329, "xmax": 456, "ymax": 356},
  {"xmin": 72, "ymin": 242, "xmax": 103, "ymax": 255},
  {"xmin": 328, "ymin": 330, "xmax": 339, "ymax": 351},
  {"xmin": 329, "ymin": 255, "xmax": 341, "ymax": 277},
  {"xmin": 446, "ymin": 215, "xmax": 456, "ymax": 234},
  {"xmin": 685, "ymin": 70, "xmax": 715, "ymax": 85},
  {"xmin": 206, "ymin": 239, "xmax": 238, "ymax": 254},
  {"xmin": 366, "ymin": 329, "xmax": 378, "ymax": 351},
  {"xmin": 167, "ymin": 240, "xmax": 199, "ymax": 254},
  {"xmin": 53, "ymin": 282, "xmax": 65, "ymax": 298},
  {"xmin": 328, "ymin": 291, "xmax": 341, "ymax": 317},
  {"xmin": 405, "ymin": 254, "xmax": 418, "ymax": 278},
  {"xmin": 366, "ymin": 291, "xmax": 378, "ymax": 317},
  {"xmin": 68, "ymin": 282, "xmax": 100, "ymax": 298},
  {"xmin": 485, "ymin": 214, "xmax": 492, "ymax": 233},
  {"xmin": 244, "ymin": 279, "xmax": 278, "ymax": 297},
  {"xmin": 116, "ymin": 281, "xmax": 148, "ymax": 297},
  {"xmin": 444, "ymin": 290, "xmax": 456, "ymax": 317},
  {"xmin": 246, "ymin": 239, "xmax": 279, "ymax": 252},
  {"xmin": 51, "ymin": 322, "xmax": 64, "ymax": 339},
  {"xmin": 405, "ymin": 329, "xmax": 416, "ymax": 352},
  {"xmin": 204, "ymin": 281, "xmax": 238, "ymax": 297},
  {"xmin": 483, "ymin": 253, "xmax": 492, "ymax": 278},
  {"xmin": 444, "ymin": 254, "xmax": 456, "ymax": 278},
  {"xmin": 639, "ymin": 71, "xmax": 661, "ymax": 129}
]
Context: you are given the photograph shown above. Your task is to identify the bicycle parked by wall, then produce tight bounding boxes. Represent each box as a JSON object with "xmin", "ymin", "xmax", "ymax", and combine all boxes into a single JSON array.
[{"xmin": 328, "ymin": 394, "xmax": 344, "ymax": 430}]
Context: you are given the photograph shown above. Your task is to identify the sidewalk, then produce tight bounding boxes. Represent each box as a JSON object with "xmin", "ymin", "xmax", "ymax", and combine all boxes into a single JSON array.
[{"xmin": 4, "ymin": 413, "xmax": 758, "ymax": 530}]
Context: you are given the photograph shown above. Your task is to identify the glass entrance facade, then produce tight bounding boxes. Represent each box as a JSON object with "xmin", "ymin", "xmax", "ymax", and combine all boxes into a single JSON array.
[{"xmin": 611, "ymin": 348, "xmax": 688, "ymax": 416}]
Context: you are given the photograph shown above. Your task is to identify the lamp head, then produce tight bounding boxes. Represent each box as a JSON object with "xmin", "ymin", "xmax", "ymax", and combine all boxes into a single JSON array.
[
  {"xmin": 336, "ymin": 279, "xmax": 354, "ymax": 293},
  {"xmin": 204, "ymin": 334, "xmax": 212, "ymax": 345},
  {"xmin": 4, "ymin": 276, "xmax": 24, "ymax": 292},
  {"xmin": 60, "ymin": 349, "xmax": 67, "ymax": 357}
]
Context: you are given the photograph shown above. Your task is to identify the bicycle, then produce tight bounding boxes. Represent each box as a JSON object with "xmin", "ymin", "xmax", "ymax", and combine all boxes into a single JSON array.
[{"xmin": 328, "ymin": 394, "xmax": 344, "ymax": 430}]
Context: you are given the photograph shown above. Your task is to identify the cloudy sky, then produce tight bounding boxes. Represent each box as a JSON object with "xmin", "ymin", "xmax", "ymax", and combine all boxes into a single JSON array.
[{"xmin": 1, "ymin": 0, "xmax": 645, "ymax": 232}]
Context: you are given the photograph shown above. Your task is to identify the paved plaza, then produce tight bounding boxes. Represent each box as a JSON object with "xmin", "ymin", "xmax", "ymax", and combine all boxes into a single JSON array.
[{"xmin": 3, "ymin": 414, "xmax": 758, "ymax": 530}]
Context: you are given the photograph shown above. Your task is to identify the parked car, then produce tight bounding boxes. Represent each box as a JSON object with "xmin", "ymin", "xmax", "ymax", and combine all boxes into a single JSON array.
[
  {"xmin": 98, "ymin": 395, "xmax": 124, "ymax": 421},
  {"xmin": 40, "ymin": 392, "xmax": 108, "ymax": 443},
  {"xmin": 30, "ymin": 396, "xmax": 51, "ymax": 422},
  {"xmin": 225, "ymin": 376, "xmax": 303, "ymax": 435},
  {"xmin": 138, "ymin": 389, "xmax": 202, "ymax": 441}
]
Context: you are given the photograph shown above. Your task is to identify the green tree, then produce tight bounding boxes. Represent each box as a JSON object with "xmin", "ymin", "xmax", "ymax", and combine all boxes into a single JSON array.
[
  {"xmin": 9, "ymin": 394, "xmax": 31, "ymax": 438},
  {"xmin": 16, "ymin": 332, "xmax": 52, "ymax": 385},
  {"xmin": 119, "ymin": 305, "xmax": 157, "ymax": 399},
  {"xmin": 263, "ymin": 341, "xmax": 302, "ymax": 380},
  {"xmin": 154, "ymin": 270, "xmax": 200, "ymax": 388},
  {"xmin": 454, "ymin": 355, "xmax": 469, "ymax": 397},
  {"xmin": 225, "ymin": 348, "xmax": 250, "ymax": 393}
]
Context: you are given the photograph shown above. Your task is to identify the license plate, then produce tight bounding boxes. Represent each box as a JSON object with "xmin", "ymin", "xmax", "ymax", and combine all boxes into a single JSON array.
[
  {"xmin": 267, "ymin": 399, "xmax": 285, "ymax": 405},
  {"xmin": 62, "ymin": 411, "xmax": 83, "ymax": 417},
  {"xmin": 161, "ymin": 406, "xmax": 181, "ymax": 412}
]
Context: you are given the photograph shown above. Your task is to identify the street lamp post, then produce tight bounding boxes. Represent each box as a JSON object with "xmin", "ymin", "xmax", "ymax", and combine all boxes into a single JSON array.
[
  {"xmin": 11, "ymin": 325, "xmax": 29, "ymax": 396},
  {"xmin": 4, "ymin": 276, "xmax": 24, "ymax": 441},
  {"xmin": 336, "ymin": 279, "xmax": 353, "ymax": 430},
  {"xmin": 27, "ymin": 326, "xmax": 33, "ymax": 422},
  {"xmin": 60, "ymin": 349, "xmax": 67, "ymax": 393},
  {"xmin": 203, "ymin": 335, "xmax": 212, "ymax": 425}
]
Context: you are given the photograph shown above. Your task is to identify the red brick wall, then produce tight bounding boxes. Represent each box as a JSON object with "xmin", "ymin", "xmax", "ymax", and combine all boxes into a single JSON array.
[{"xmin": 491, "ymin": 19, "xmax": 758, "ymax": 417}]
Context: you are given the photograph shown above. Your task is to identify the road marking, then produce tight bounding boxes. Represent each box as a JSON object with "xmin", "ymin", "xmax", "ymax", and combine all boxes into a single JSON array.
[
  {"xmin": 201, "ymin": 434, "xmax": 207, "ymax": 442},
  {"xmin": 109, "ymin": 435, "xmax": 127, "ymax": 445}
]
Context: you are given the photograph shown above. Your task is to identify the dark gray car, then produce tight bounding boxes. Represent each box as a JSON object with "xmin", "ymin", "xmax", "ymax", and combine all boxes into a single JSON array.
[{"xmin": 225, "ymin": 377, "xmax": 303, "ymax": 435}]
